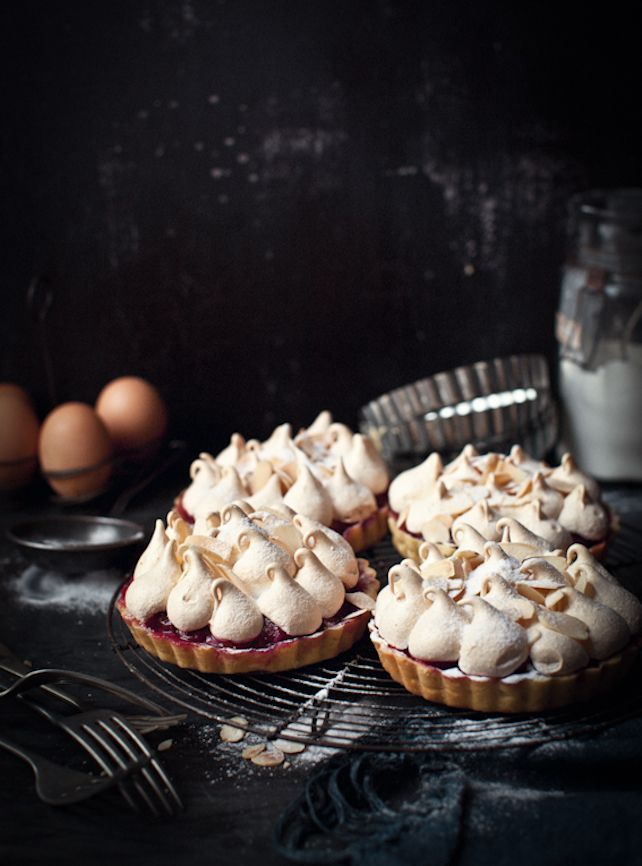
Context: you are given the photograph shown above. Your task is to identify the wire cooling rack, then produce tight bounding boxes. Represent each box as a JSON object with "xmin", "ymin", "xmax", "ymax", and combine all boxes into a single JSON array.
[{"xmin": 107, "ymin": 522, "xmax": 642, "ymax": 753}]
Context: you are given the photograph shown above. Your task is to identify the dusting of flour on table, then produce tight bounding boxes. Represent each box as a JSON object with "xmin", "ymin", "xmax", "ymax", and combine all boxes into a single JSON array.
[{"xmin": 9, "ymin": 565, "xmax": 120, "ymax": 614}]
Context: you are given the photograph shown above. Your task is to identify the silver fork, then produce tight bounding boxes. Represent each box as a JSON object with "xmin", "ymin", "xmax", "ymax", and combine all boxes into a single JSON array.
[
  {"xmin": 0, "ymin": 652, "xmax": 183, "ymax": 817},
  {"xmin": 0, "ymin": 662, "xmax": 176, "ymax": 717},
  {"xmin": 20, "ymin": 702, "xmax": 183, "ymax": 818},
  {"xmin": 0, "ymin": 732, "xmax": 129, "ymax": 806},
  {"xmin": 0, "ymin": 648, "xmax": 186, "ymax": 735}
]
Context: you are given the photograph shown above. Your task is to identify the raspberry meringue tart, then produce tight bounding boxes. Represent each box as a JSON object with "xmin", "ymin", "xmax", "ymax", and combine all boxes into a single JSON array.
[
  {"xmin": 175, "ymin": 412, "xmax": 389, "ymax": 553},
  {"xmin": 370, "ymin": 526, "xmax": 641, "ymax": 712},
  {"xmin": 117, "ymin": 502, "xmax": 379, "ymax": 674},
  {"xmin": 387, "ymin": 445, "xmax": 615, "ymax": 562}
]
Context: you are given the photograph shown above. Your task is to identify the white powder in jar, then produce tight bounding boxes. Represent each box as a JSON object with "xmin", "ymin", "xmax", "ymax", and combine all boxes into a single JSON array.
[{"xmin": 558, "ymin": 342, "xmax": 642, "ymax": 480}]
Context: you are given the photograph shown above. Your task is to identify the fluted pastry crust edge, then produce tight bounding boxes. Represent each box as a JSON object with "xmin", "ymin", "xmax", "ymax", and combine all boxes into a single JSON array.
[
  {"xmin": 342, "ymin": 504, "xmax": 389, "ymax": 552},
  {"xmin": 117, "ymin": 565, "xmax": 379, "ymax": 674},
  {"xmin": 369, "ymin": 620, "xmax": 639, "ymax": 713}
]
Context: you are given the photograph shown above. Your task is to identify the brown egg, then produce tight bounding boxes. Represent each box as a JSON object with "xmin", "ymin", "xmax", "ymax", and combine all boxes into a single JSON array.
[
  {"xmin": 0, "ymin": 384, "xmax": 40, "ymax": 490},
  {"xmin": 39, "ymin": 402, "xmax": 113, "ymax": 498},
  {"xmin": 96, "ymin": 376, "xmax": 167, "ymax": 457}
]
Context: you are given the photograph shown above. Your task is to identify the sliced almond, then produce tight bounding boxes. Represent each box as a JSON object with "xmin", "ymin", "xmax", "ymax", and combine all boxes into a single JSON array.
[
  {"xmin": 545, "ymin": 588, "xmax": 568, "ymax": 611},
  {"xmin": 180, "ymin": 535, "xmax": 233, "ymax": 563},
  {"xmin": 538, "ymin": 554, "xmax": 568, "ymax": 573},
  {"xmin": 273, "ymin": 738, "xmax": 306, "ymax": 754},
  {"xmin": 251, "ymin": 747, "xmax": 285, "ymax": 767},
  {"xmin": 242, "ymin": 744, "xmax": 266, "ymax": 760},
  {"xmin": 219, "ymin": 717, "xmax": 248, "ymax": 743},
  {"xmin": 345, "ymin": 591, "xmax": 375, "ymax": 611},
  {"xmin": 499, "ymin": 542, "xmax": 540, "ymax": 562},
  {"xmin": 157, "ymin": 739, "xmax": 173, "ymax": 752},
  {"xmin": 516, "ymin": 583, "xmax": 547, "ymax": 606},
  {"xmin": 499, "ymin": 460, "xmax": 529, "ymax": 484},
  {"xmin": 420, "ymin": 559, "xmax": 456, "ymax": 579}
]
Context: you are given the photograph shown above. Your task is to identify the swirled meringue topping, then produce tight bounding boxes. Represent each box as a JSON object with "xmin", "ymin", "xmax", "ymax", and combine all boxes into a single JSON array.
[
  {"xmin": 557, "ymin": 485, "xmax": 610, "ymax": 542},
  {"xmin": 166, "ymin": 548, "xmax": 217, "ymax": 633},
  {"xmin": 182, "ymin": 458, "xmax": 221, "ymax": 516},
  {"xmin": 548, "ymin": 453, "xmax": 601, "ymax": 500},
  {"xmin": 133, "ymin": 519, "xmax": 168, "ymax": 580},
  {"xmin": 179, "ymin": 413, "xmax": 388, "ymax": 534},
  {"xmin": 324, "ymin": 459, "xmax": 376, "ymax": 523},
  {"xmin": 388, "ymin": 453, "xmax": 443, "ymax": 514},
  {"xmin": 510, "ymin": 501, "xmax": 573, "ymax": 550},
  {"xmin": 294, "ymin": 547, "xmax": 345, "ymax": 618},
  {"xmin": 209, "ymin": 577, "xmax": 263, "ymax": 644},
  {"xmin": 343, "ymin": 434, "xmax": 390, "ymax": 495},
  {"xmin": 374, "ymin": 528, "xmax": 640, "ymax": 679},
  {"xmin": 390, "ymin": 444, "xmax": 609, "ymax": 551},
  {"xmin": 126, "ymin": 504, "xmax": 377, "ymax": 641},
  {"xmin": 127, "ymin": 530, "xmax": 182, "ymax": 622},
  {"xmin": 283, "ymin": 460, "xmax": 334, "ymax": 525},
  {"xmin": 292, "ymin": 514, "xmax": 360, "ymax": 588}
]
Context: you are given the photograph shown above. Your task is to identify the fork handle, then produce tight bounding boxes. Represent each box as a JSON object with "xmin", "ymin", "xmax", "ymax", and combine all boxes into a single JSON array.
[
  {"xmin": 0, "ymin": 656, "xmax": 83, "ymax": 711},
  {"xmin": 3, "ymin": 669, "xmax": 169, "ymax": 715}
]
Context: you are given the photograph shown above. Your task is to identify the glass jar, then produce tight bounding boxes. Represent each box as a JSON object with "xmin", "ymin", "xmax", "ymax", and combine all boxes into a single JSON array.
[{"xmin": 556, "ymin": 188, "xmax": 642, "ymax": 480}]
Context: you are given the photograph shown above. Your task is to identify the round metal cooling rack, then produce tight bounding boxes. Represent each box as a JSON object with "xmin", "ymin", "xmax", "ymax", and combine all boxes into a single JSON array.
[{"xmin": 107, "ymin": 533, "xmax": 642, "ymax": 753}]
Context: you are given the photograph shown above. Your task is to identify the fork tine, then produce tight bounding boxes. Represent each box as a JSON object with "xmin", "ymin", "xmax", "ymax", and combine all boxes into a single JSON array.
[
  {"xmin": 61, "ymin": 716, "xmax": 148, "ymax": 816},
  {"xmin": 14, "ymin": 692, "xmax": 182, "ymax": 818},
  {"xmin": 81, "ymin": 712, "xmax": 182, "ymax": 817},
  {"xmin": 79, "ymin": 720, "xmax": 163, "ymax": 819},
  {"xmin": 111, "ymin": 716, "xmax": 183, "ymax": 813},
  {"xmin": 98, "ymin": 719, "xmax": 176, "ymax": 818}
]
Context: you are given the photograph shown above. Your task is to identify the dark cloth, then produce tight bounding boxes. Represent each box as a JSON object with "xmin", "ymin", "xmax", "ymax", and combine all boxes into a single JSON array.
[{"xmin": 275, "ymin": 711, "xmax": 642, "ymax": 865}]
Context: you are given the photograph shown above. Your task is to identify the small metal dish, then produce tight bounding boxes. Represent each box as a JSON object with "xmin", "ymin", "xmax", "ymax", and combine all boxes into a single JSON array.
[{"xmin": 7, "ymin": 515, "xmax": 146, "ymax": 573}]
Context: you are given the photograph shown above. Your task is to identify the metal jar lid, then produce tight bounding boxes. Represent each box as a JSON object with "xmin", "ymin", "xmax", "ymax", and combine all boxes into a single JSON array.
[{"xmin": 570, "ymin": 188, "xmax": 642, "ymax": 282}]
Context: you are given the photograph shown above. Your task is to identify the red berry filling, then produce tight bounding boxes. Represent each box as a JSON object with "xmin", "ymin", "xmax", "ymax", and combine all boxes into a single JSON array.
[
  {"xmin": 175, "ymin": 493, "xmax": 193, "ymax": 523},
  {"xmin": 121, "ymin": 579, "xmax": 363, "ymax": 651}
]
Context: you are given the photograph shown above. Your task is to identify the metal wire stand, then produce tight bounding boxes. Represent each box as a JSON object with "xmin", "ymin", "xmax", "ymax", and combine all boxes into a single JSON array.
[{"xmin": 107, "ymin": 526, "xmax": 642, "ymax": 753}]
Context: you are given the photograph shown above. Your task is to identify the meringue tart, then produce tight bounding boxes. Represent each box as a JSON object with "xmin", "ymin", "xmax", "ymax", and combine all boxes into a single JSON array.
[
  {"xmin": 387, "ymin": 445, "xmax": 616, "ymax": 562},
  {"xmin": 370, "ymin": 533, "xmax": 641, "ymax": 712},
  {"xmin": 117, "ymin": 503, "xmax": 379, "ymax": 674},
  {"xmin": 174, "ymin": 412, "xmax": 389, "ymax": 553}
]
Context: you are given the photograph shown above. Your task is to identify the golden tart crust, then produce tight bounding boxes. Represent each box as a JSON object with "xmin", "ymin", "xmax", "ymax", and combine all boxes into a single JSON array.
[
  {"xmin": 371, "ymin": 522, "xmax": 641, "ymax": 713},
  {"xmin": 370, "ymin": 621, "xmax": 640, "ymax": 713},
  {"xmin": 117, "ymin": 563, "xmax": 379, "ymax": 675}
]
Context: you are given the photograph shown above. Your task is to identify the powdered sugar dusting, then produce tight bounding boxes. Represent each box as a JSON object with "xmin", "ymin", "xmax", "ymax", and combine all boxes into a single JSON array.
[{"xmin": 9, "ymin": 565, "xmax": 121, "ymax": 614}]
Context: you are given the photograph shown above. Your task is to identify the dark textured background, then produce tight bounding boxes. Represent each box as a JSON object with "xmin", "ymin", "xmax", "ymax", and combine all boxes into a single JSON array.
[{"xmin": 2, "ymin": 1, "xmax": 640, "ymax": 449}]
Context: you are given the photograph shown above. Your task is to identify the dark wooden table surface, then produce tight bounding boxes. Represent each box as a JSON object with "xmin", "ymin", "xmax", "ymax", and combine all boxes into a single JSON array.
[{"xmin": 1, "ymin": 470, "xmax": 642, "ymax": 866}]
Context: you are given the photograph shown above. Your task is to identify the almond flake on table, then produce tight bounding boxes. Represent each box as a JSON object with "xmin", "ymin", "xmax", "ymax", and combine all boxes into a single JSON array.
[
  {"xmin": 251, "ymin": 747, "xmax": 285, "ymax": 767},
  {"xmin": 220, "ymin": 717, "xmax": 248, "ymax": 743},
  {"xmin": 273, "ymin": 738, "xmax": 306, "ymax": 754},
  {"xmin": 242, "ymin": 744, "xmax": 266, "ymax": 760}
]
